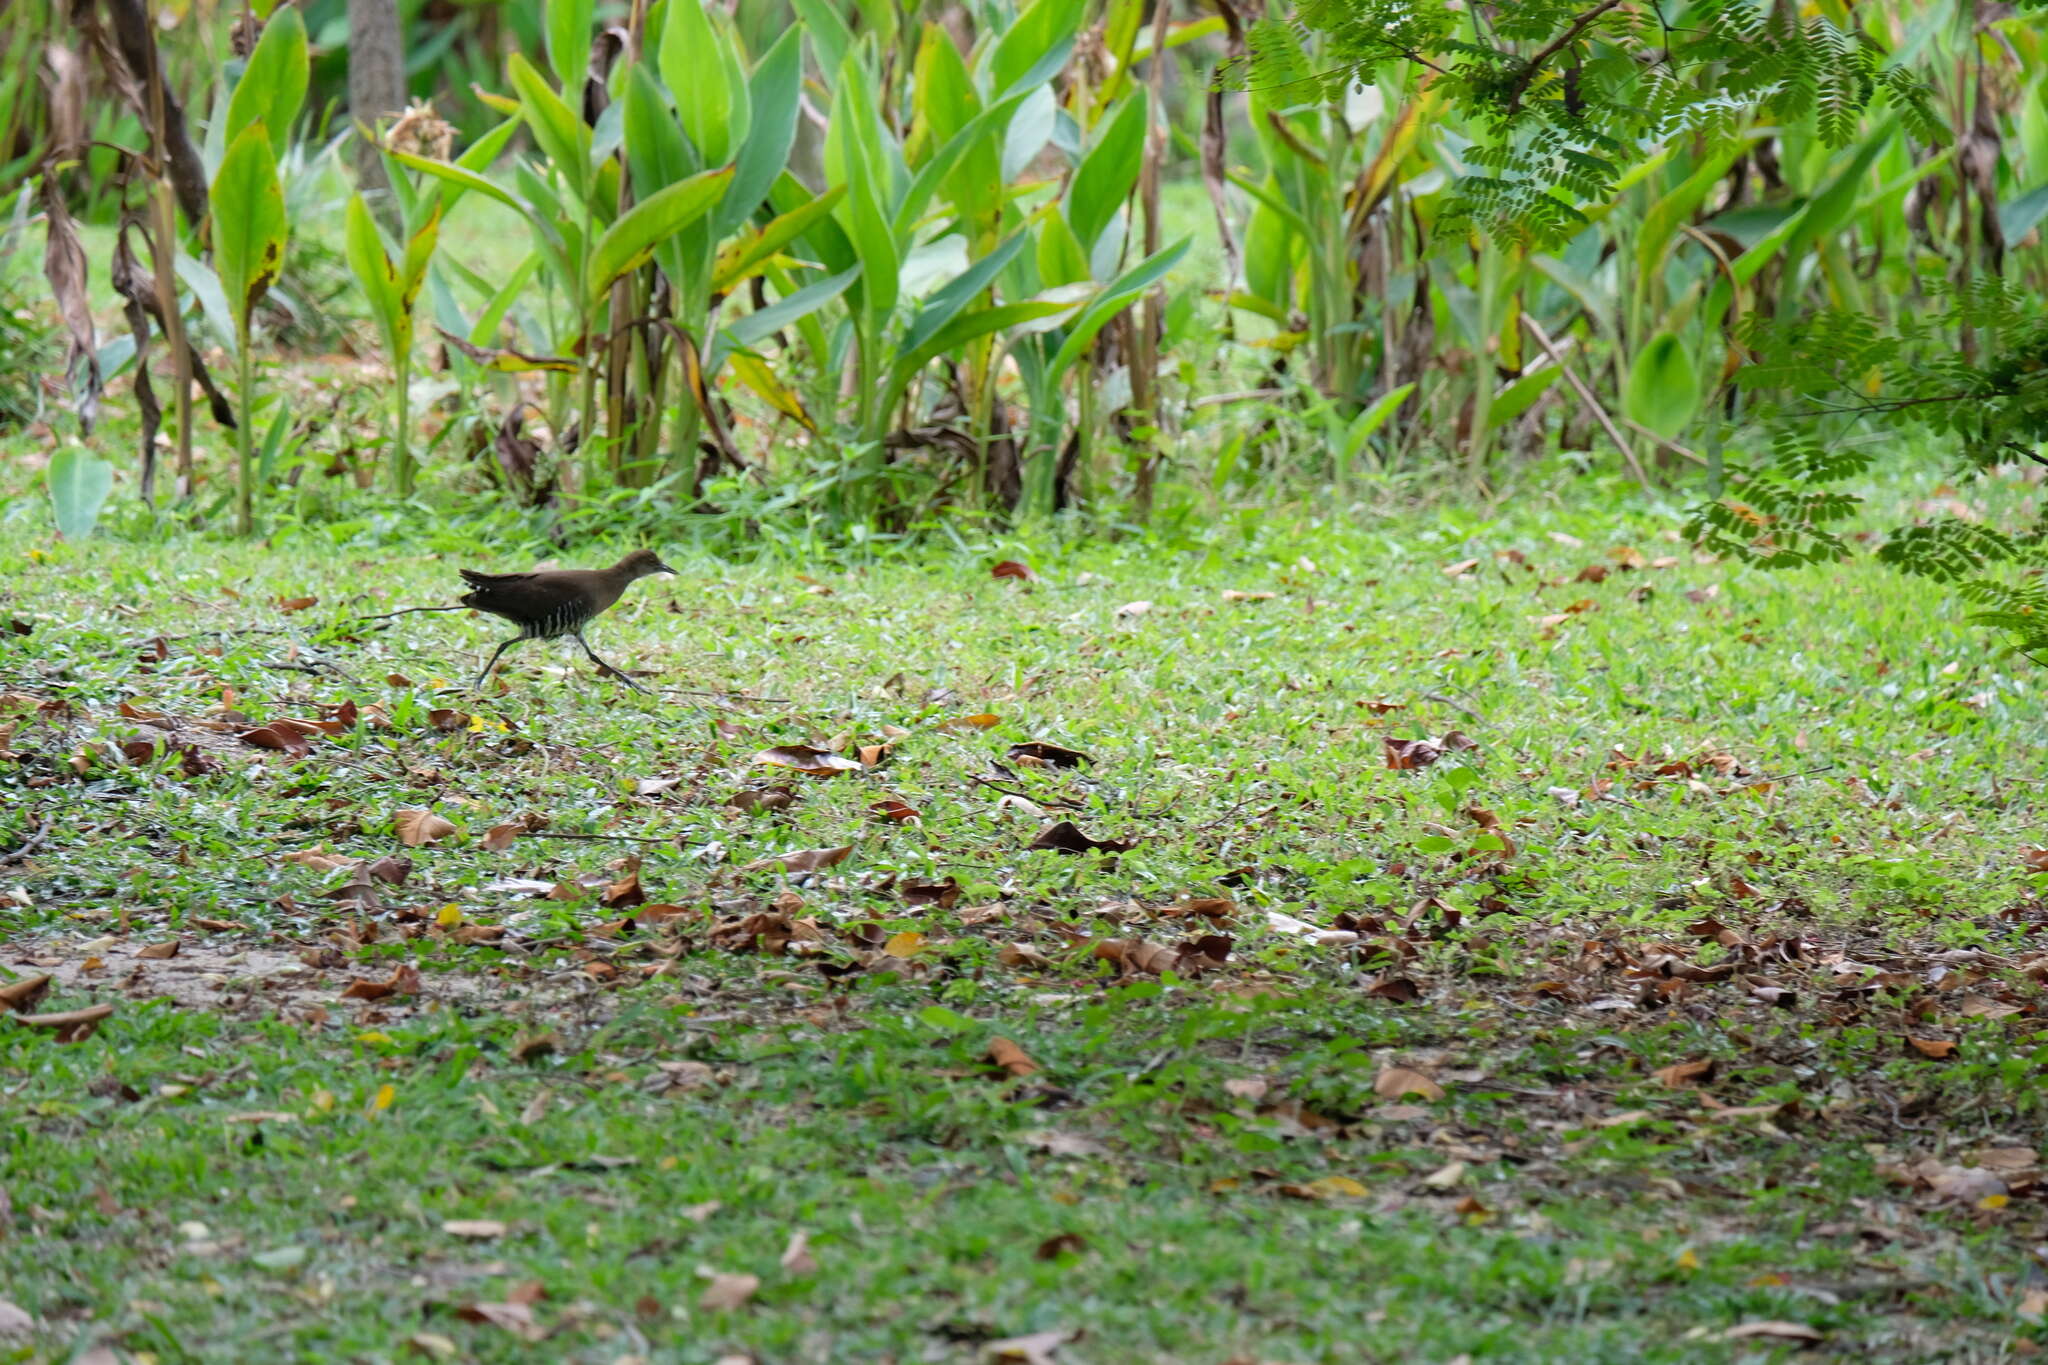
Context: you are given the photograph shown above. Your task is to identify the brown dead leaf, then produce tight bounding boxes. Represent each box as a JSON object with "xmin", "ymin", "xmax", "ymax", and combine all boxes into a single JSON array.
[
  {"xmin": 601, "ymin": 863, "xmax": 646, "ymax": 909},
  {"xmin": 340, "ymin": 965, "xmax": 421, "ymax": 1002},
  {"xmin": 902, "ymin": 877, "xmax": 960, "ymax": 908},
  {"xmin": 741, "ymin": 844, "xmax": 853, "ymax": 874},
  {"xmin": 10, "ymin": 1003, "xmax": 113, "ymax": 1042},
  {"xmin": 1030, "ymin": 821, "xmax": 1136, "ymax": 855},
  {"xmin": 482, "ymin": 823, "xmax": 521, "ymax": 853},
  {"xmin": 1366, "ymin": 977, "xmax": 1422, "ymax": 1003},
  {"xmin": 1654, "ymin": 1059, "xmax": 1716, "ymax": 1089},
  {"xmin": 454, "ymin": 1300, "xmax": 542, "ymax": 1341},
  {"xmin": 239, "ymin": 725, "xmax": 311, "ymax": 757},
  {"xmin": 0, "ymin": 974, "xmax": 53, "ymax": 1012},
  {"xmin": 780, "ymin": 1228, "xmax": 818, "ymax": 1275},
  {"xmin": 511, "ymin": 1032, "xmax": 561, "ymax": 1063},
  {"xmin": 393, "ymin": 809, "xmax": 457, "ymax": 847},
  {"xmin": 136, "ymin": 940, "xmax": 180, "ymax": 960},
  {"xmin": 753, "ymin": 744, "xmax": 863, "ymax": 776},
  {"xmin": 988, "ymin": 1037, "xmax": 1041, "ymax": 1078},
  {"xmin": 1906, "ymin": 1036, "xmax": 1957, "ymax": 1059},
  {"xmin": 1383, "ymin": 737, "xmax": 1441, "ymax": 770},
  {"xmin": 870, "ymin": 799, "xmax": 922, "ymax": 824},
  {"xmin": 1720, "ymin": 1321, "xmax": 1823, "ymax": 1344},
  {"xmin": 998, "ymin": 942, "xmax": 1050, "ymax": 970},
  {"xmin": 697, "ymin": 1269, "xmax": 760, "ymax": 1312},
  {"xmin": 1374, "ymin": 1065, "xmax": 1445, "ymax": 1102},
  {"xmin": 1035, "ymin": 1232, "xmax": 1088, "ymax": 1260},
  {"xmin": 275, "ymin": 596, "xmax": 318, "ymax": 612},
  {"xmin": 983, "ymin": 1330, "xmax": 1076, "ymax": 1365},
  {"xmin": 991, "ymin": 560, "xmax": 1036, "ymax": 582},
  {"xmin": 1091, "ymin": 938, "xmax": 1181, "ymax": 976},
  {"xmin": 442, "ymin": 1219, "xmax": 507, "ymax": 1239}
]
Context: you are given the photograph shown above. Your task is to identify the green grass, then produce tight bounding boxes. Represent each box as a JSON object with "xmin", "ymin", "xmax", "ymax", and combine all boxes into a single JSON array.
[{"xmin": 4, "ymin": 490, "xmax": 2048, "ymax": 1362}]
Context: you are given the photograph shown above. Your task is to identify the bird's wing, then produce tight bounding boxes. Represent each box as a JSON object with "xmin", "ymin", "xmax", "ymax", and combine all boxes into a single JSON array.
[{"xmin": 458, "ymin": 571, "xmax": 585, "ymax": 619}]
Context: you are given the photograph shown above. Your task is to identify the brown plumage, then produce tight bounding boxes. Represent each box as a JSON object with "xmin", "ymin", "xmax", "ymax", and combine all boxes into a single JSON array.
[{"xmin": 459, "ymin": 548, "xmax": 676, "ymax": 691}]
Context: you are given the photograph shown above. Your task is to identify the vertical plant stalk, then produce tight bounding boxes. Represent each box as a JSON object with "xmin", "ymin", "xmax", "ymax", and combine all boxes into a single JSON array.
[
  {"xmin": 1128, "ymin": 0, "xmax": 1171, "ymax": 521},
  {"xmin": 235, "ymin": 322, "xmax": 255, "ymax": 534},
  {"xmin": 1520, "ymin": 314, "xmax": 1652, "ymax": 494},
  {"xmin": 392, "ymin": 347, "xmax": 413, "ymax": 497}
]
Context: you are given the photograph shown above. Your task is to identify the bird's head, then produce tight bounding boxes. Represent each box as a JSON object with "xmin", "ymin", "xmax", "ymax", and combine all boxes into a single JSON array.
[{"xmin": 618, "ymin": 549, "xmax": 678, "ymax": 580}]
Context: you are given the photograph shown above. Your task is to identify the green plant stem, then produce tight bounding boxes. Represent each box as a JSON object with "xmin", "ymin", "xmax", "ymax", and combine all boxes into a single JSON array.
[
  {"xmin": 393, "ymin": 350, "xmax": 413, "ymax": 499},
  {"xmin": 235, "ymin": 326, "xmax": 255, "ymax": 535}
]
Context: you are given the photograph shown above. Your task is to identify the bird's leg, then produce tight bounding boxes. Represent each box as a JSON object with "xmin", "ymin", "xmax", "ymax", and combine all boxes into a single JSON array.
[
  {"xmin": 574, "ymin": 632, "xmax": 648, "ymax": 693},
  {"xmin": 473, "ymin": 636, "xmax": 522, "ymax": 690}
]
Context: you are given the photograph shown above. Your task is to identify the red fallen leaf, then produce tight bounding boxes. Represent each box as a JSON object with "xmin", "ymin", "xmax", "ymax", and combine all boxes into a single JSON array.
[
  {"xmin": 10, "ymin": 1003, "xmax": 114, "ymax": 1042},
  {"xmin": 1007, "ymin": 740, "xmax": 1090, "ymax": 768},
  {"xmin": 1654, "ymin": 1058, "xmax": 1716, "ymax": 1088},
  {"xmin": 1906, "ymin": 1036, "xmax": 1957, "ymax": 1059},
  {"xmin": 988, "ymin": 1037, "xmax": 1041, "ymax": 1078},
  {"xmin": 1030, "ymin": 821, "xmax": 1137, "ymax": 855},
  {"xmin": 239, "ymin": 725, "xmax": 311, "ymax": 757},
  {"xmin": 870, "ymin": 799, "xmax": 921, "ymax": 824},
  {"xmin": 1384, "ymin": 737, "xmax": 1441, "ymax": 770},
  {"xmin": 991, "ymin": 560, "xmax": 1036, "ymax": 581},
  {"xmin": 1574, "ymin": 564, "xmax": 1610, "ymax": 584},
  {"xmin": 741, "ymin": 844, "xmax": 854, "ymax": 874},
  {"xmin": 275, "ymin": 596, "xmax": 318, "ymax": 612},
  {"xmin": 340, "ymin": 965, "xmax": 422, "ymax": 1002},
  {"xmin": 754, "ymin": 744, "xmax": 863, "ymax": 776},
  {"xmin": 0, "ymin": 974, "xmax": 54, "ymax": 1011}
]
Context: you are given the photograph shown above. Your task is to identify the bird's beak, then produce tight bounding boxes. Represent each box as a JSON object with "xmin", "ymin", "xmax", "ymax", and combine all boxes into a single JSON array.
[{"xmin": 656, "ymin": 559, "xmax": 678, "ymax": 575}]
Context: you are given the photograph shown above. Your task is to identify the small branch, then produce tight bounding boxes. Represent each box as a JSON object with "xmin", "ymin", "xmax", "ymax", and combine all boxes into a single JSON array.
[
  {"xmin": 1189, "ymin": 388, "xmax": 1287, "ymax": 409},
  {"xmin": 1520, "ymin": 315, "xmax": 1655, "ymax": 493},
  {"xmin": 1614, "ymin": 415, "xmax": 1709, "ymax": 467},
  {"xmin": 1505, "ymin": 0, "xmax": 1626, "ymax": 115},
  {"xmin": 0, "ymin": 817, "xmax": 54, "ymax": 867},
  {"xmin": 349, "ymin": 605, "xmax": 472, "ymax": 624}
]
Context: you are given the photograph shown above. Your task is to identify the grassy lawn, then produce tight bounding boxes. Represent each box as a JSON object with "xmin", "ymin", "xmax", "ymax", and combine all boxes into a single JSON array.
[{"xmin": 4, "ymin": 485, "xmax": 2048, "ymax": 1362}]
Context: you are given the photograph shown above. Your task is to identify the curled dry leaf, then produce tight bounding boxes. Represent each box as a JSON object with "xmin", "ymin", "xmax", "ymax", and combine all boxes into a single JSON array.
[
  {"xmin": 1035, "ymin": 1232, "xmax": 1088, "ymax": 1260},
  {"xmin": 999, "ymin": 942, "xmax": 1051, "ymax": 970},
  {"xmin": 240, "ymin": 725, "xmax": 312, "ymax": 757},
  {"xmin": 1653, "ymin": 1059, "xmax": 1716, "ymax": 1088},
  {"xmin": 988, "ymin": 1037, "xmax": 1041, "ymax": 1078},
  {"xmin": 136, "ymin": 940, "xmax": 180, "ymax": 960},
  {"xmin": 1906, "ymin": 1036, "xmax": 1957, "ymax": 1059},
  {"xmin": 0, "ymin": 974, "xmax": 53, "ymax": 1012},
  {"xmin": 393, "ymin": 809, "xmax": 457, "ymax": 847},
  {"xmin": 901, "ymin": 877, "xmax": 960, "ymax": 908},
  {"xmin": 741, "ymin": 844, "xmax": 854, "ymax": 875},
  {"xmin": 482, "ymin": 823, "xmax": 521, "ymax": 853},
  {"xmin": 1366, "ymin": 977, "xmax": 1421, "ymax": 1003},
  {"xmin": 697, "ymin": 1269, "xmax": 760, "ymax": 1312},
  {"xmin": 600, "ymin": 863, "xmax": 647, "ymax": 909},
  {"xmin": 1091, "ymin": 938, "xmax": 1180, "ymax": 976},
  {"xmin": 1114, "ymin": 599, "xmax": 1153, "ymax": 618},
  {"xmin": 991, "ymin": 560, "xmax": 1036, "ymax": 581},
  {"xmin": 455, "ymin": 1301, "xmax": 543, "ymax": 1341},
  {"xmin": 1030, "ymin": 821, "xmax": 1136, "ymax": 855},
  {"xmin": 275, "ymin": 595, "xmax": 318, "ymax": 612},
  {"xmin": 1383, "ymin": 737, "xmax": 1441, "ymax": 770},
  {"xmin": 1374, "ymin": 1065, "xmax": 1445, "ymax": 1102},
  {"xmin": 341, "ymin": 964, "xmax": 422, "ymax": 1002},
  {"xmin": 780, "ymin": 1229, "xmax": 818, "ymax": 1275},
  {"xmin": 754, "ymin": 744, "xmax": 862, "ymax": 776},
  {"xmin": 11, "ymin": 1003, "xmax": 114, "ymax": 1042},
  {"xmin": 870, "ymin": 799, "xmax": 921, "ymax": 824}
]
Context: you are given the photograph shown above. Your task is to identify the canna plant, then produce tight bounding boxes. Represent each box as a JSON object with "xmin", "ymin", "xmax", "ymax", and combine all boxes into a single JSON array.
[
  {"xmin": 344, "ymin": 195, "xmax": 439, "ymax": 498},
  {"xmin": 210, "ymin": 5, "xmax": 306, "ymax": 534}
]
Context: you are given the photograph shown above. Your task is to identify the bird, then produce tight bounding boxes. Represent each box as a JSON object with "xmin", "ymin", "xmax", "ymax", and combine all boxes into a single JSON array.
[{"xmin": 457, "ymin": 549, "xmax": 676, "ymax": 692}]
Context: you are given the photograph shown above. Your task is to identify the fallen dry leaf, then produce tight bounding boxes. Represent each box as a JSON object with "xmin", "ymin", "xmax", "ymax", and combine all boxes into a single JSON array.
[
  {"xmin": 1374, "ymin": 1066, "xmax": 1445, "ymax": 1102},
  {"xmin": 136, "ymin": 940, "xmax": 180, "ymax": 960},
  {"xmin": 1006, "ymin": 740, "xmax": 1090, "ymax": 768},
  {"xmin": 779, "ymin": 1229, "xmax": 818, "ymax": 1275},
  {"xmin": 991, "ymin": 560, "xmax": 1036, "ymax": 581},
  {"xmin": 742, "ymin": 844, "xmax": 854, "ymax": 874},
  {"xmin": 393, "ymin": 809, "xmax": 457, "ymax": 847},
  {"xmin": 1653, "ymin": 1059, "xmax": 1716, "ymax": 1089},
  {"xmin": 1030, "ymin": 821, "xmax": 1136, "ymax": 855},
  {"xmin": 988, "ymin": 1037, "xmax": 1041, "ymax": 1078},
  {"xmin": 1720, "ymin": 1321, "xmax": 1823, "ymax": 1344},
  {"xmin": 754, "ymin": 744, "xmax": 862, "ymax": 776},
  {"xmin": 10, "ymin": 1003, "xmax": 113, "ymax": 1042},
  {"xmin": 983, "ymin": 1329, "xmax": 1076, "ymax": 1365},
  {"xmin": 697, "ymin": 1269, "xmax": 760, "ymax": 1312},
  {"xmin": 442, "ymin": 1219, "xmax": 507, "ymax": 1239},
  {"xmin": 0, "ymin": 974, "xmax": 53, "ymax": 1012},
  {"xmin": 454, "ymin": 1301, "xmax": 542, "ymax": 1341},
  {"xmin": 1035, "ymin": 1232, "xmax": 1088, "ymax": 1260},
  {"xmin": 340, "ymin": 965, "xmax": 421, "ymax": 1002}
]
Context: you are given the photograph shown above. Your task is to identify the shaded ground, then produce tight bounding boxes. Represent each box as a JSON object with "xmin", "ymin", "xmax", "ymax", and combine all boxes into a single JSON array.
[{"xmin": 3, "ymin": 495, "xmax": 2047, "ymax": 1362}]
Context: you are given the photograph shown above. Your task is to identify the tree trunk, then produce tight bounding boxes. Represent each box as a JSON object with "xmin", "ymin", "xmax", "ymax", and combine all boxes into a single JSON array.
[{"xmin": 347, "ymin": 0, "xmax": 405, "ymax": 198}]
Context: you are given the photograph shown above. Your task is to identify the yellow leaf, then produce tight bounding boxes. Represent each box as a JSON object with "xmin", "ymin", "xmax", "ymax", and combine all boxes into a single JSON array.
[
  {"xmin": 1304, "ymin": 1175, "xmax": 1368, "ymax": 1199},
  {"xmin": 882, "ymin": 931, "xmax": 926, "ymax": 958},
  {"xmin": 1676, "ymin": 1248, "xmax": 1701, "ymax": 1271},
  {"xmin": 357, "ymin": 1031, "xmax": 392, "ymax": 1045},
  {"xmin": 373, "ymin": 1083, "xmax": 396, "ymax": 1111},
  {"xmin": 309, "ymin": 1088, "xmax": 335, "ymax": 1114},
  {"xmin": 436, "ymin": 904, "xmax": 464, "ymax": 928},
  {"xmin": 1978, "ymin": 1193, "xmax": 2010, "ymax": 1210}
]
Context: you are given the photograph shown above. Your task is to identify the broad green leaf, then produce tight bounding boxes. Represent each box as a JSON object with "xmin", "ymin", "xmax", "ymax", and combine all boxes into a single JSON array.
[
  {"xmin": 1047, "ymin": 237, "xmax": 1188, "ymax": 379},
  {"xmin": 2002, "ymin": 183, "xmax": 2048, "ymax": 244},
  {"xmin": 225, "ymin": 7, "xmax": 308, "ymax": 150},
  {"xmin": 789, "ymin": 0, "xmax": 855, "ymax": 80},
  {"xmin": 48, "ymin": 447, "xmax": 114, "ymax": 540},
  {"xmin": 546, "ymin": 0, "xmax": 595, "ymax": 96},
  {"xmin": 587, "ymin": 166, "xmax": 735, "ymax": 298},
  {"xmin": 1068, "ymin": 91, "xmax": 1147, "ymax": 253},
  {"xmin": 898, "ymin": 91, "xmax": 1030, "ymax": 238},
  {"xmin": 391, "ymin": 150, "xmax": 529, "ymax": 219},
  {"xmin": 468, "ymin": 251, "xmax": 545, "ymax": 348},
  {"xmin": 1623, "ymin": 333, "xmax": 1699, "ymax": 440},
  {"xmin": 1034, "ymin": 214, "xmax": 1091, "ymax": 287},
  {"xmin": 886, "ymin": 299, "xmax": 1078, "ymax": 409},
  {"xmin": 904, "ymin": 232, "xmax": 1028, "ymax": 354},
  {"xmin": 210, "ymin": 123, "xmax": 288, "ymax": 330},
  {"xmin": 344, "ymin": 194, "xmax": 401, "ymax": 354},
  {"xmin": 1346, "ymin": 383, "xmax": 1418, "ymax": 457},
  {"xmin": 990, "ymin": 0, "xmax": 1084, "ymax": 96},
  {"xmin": 1486, "ymin": 367, "xmax": 1559, "ymax": 429},
  {"xmin": 728, "ymin": 351, "xmax": 812, "ymax": 427},
  {"xmin": 623, "ymin": 64, "xmax": 699, "ymax": 189},
  {"xmin": 720, "ymin": 27, "xmax": 804, "ymax": 235},
  {"xmin": 507, "ymin": 52, "xmax": 590, "ymax": 198},
  {"xmin": 1634, "ymin": 137, "xmax": 1753, "ymax": 296},
  {"xmin": 712, "ymin": 264, "xmax": 860, "ymax": 368},
  {"xmin": 660, "ymin": 0, "xmax": 746, "ymax": 167}
]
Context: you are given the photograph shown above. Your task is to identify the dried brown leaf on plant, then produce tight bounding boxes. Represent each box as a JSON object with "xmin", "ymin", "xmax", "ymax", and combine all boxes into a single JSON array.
[
  {"xmin": 1031, "ymin": 821, "xmax": 1136, "ymax": 855},
  {"xmin": 741, "ymin": 844, "xmax": 853, "ymax": 874},
  {"xmin": 988, "ymin": 1037, "xmax": 1041, "ymax": 1078},
  {"xmin": 393, "ymin": 809, "xmax": 457, "ymax": 847},
  {"xmin": 753, "ymin": 744, "xmax": 862, "ymax": 776}
]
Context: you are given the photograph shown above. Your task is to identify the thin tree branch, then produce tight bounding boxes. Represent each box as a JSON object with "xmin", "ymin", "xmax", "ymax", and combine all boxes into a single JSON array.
[{"xmin": 1520, "ymin": 315, "xmax": 1655, "ymax": 493}]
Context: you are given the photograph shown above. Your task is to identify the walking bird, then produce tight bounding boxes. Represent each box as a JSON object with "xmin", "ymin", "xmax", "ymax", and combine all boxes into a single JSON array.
[{"xmin": 458, "ymin": 549, "xmax": 676, "ymax": 692}]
